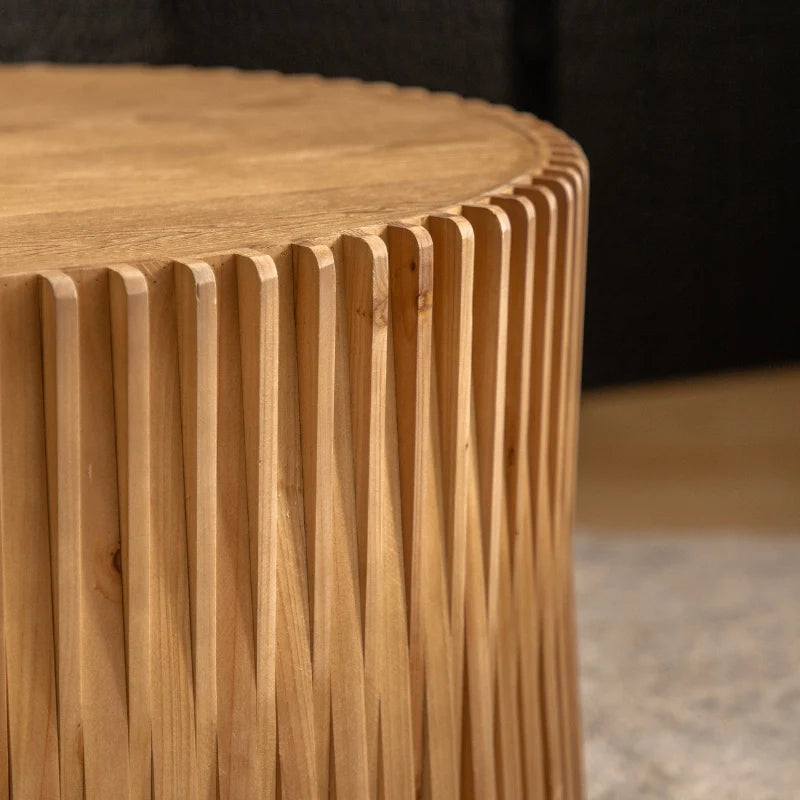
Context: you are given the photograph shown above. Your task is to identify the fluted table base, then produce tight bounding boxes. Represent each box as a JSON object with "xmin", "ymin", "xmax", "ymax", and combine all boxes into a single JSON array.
[{"xmin": 0, "ymin": 65, "xmax": 587, "ymax": 799}]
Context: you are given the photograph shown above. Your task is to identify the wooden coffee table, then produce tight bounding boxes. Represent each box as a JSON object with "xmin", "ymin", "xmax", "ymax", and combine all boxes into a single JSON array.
[{"xmin": 0, "ymin": 64, "xmax": 587, "ymax": 799}]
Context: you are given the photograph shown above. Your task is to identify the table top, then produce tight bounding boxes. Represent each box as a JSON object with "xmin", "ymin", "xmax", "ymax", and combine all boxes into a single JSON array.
[{"xmin": 0, "ymin": 65, "xmax": 546, "ymax": 275}]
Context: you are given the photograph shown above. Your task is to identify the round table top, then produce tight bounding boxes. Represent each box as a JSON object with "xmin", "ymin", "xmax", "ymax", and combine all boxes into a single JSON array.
[{"xmin": 0, "ymin": 65, "xmax": 547, "ymax": 275}]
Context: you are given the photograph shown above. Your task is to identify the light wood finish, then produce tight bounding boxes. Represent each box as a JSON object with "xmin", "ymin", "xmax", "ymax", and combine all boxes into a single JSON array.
[
  {"xmin": 0, "ymin": 65, "xmax": 589, "ymax": 798},
  {"xmin": 577, "ymin": 367, "xmax": 800, "ymax": 533}
]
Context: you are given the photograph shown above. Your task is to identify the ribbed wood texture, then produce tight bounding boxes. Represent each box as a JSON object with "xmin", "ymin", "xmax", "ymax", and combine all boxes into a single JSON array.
[{"xmin": 0, "ymin": 68, "xmax": 587, "ymax": 799}]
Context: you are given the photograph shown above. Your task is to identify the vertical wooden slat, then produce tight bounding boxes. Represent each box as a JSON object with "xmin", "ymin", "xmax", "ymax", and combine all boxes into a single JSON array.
[
  {"xmin": 236, "ymin": 250, "xmax": 280, "ymax": 800},
  {"xmin": 460, "ymin": 203, "xmax": 524, "ymax": 800},
  {"xmin": 212, "ymin": 252, "xmax": 262, "ymax": 798},
  {"xmin": 375, "ymin": 226, "xmax": 420, "ymax": 800},
  {"xmin": 462, "ymin": 404, "xmax": 498, "ymax": 800},
  {"xmin": 77, "ymin": 270, "xmax": 131, "ymax": 799},
  {"xmin": 0, "ymin": 276, "xmax": 60, "ymax": 798},
  {"xmin": 544, "ymin": 147, "xmax": 590, "ymax": 800},
  {"xmin": 460, "ymin": 204, "xmax": 510, "ymax": 637},
  {"xmin": 554, "ymin": 143, "xmax": 591, "ymax": 796},
  {"xmin": 174, "ymin": 259, "xmax": 219, "ymax": 800},
  {"xmin": 294, "ymin": 243, "xmax": 336, "ymax": 800},
  {"xmin": 273, "ymin": 248, "xmax": 316, "ymax": 799},
  {"xmin": 147, "ymin": 260, "xmax": 197, "ymax": 796},
  {"xmin": 387, "ymin": 223, "xmax": 432, "ymax": 792},
  {"xmin": 40, "ymin": 270, "xmax": 84, "ymax": 800},
  {"xmin": 338, "ymin": 233, "xmax": 386, "ymax": 799},
  {"xmin": 110, "ymin": 265, "xmax": 153, "ymax": 800},
  {"xmin": 530, "ymin": 173, "xmax": 578, "ymax": 800},
  {"xmin": 427, "ymin": 215, "xmax": 497, "ymax": 799},
  {"xmin": 515, "ymin": 182, "xmax": 565, "ymax": 800},
  {"xmin": 388, "ymin": 222, "xmax": 459, "ymax": 798},
  {"xmin": 427, "ymin": 213, "xmax": 474, "ymax": 774},
  {"xmin": 492, "ymin": 193, "xmax": 548, "ymax": 800}
]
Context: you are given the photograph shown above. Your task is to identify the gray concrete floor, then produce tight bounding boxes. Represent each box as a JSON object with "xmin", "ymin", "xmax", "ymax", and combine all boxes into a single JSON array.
[{"xmin": 575, "ymin": 529, "xmax": 800, "ymax": 799}]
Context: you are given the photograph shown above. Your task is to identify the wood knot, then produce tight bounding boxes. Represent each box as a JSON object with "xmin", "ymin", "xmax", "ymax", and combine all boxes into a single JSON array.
[
  {"xmin": 373, "ymin": 296, "xmax": 389, "ymax": 328},
  {"xmin": 417, "ymin": 290, "xmax": 433, "ymax": 314},
  {"xmin": 112, "ymin": 546, "xmax": 122, "ymax": 576}
]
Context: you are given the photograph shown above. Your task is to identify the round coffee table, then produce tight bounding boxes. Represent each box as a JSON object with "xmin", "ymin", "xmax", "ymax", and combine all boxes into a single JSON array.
[{"xmin": 0, "ymin": 65, "xmax": 587, "ymax": 799}]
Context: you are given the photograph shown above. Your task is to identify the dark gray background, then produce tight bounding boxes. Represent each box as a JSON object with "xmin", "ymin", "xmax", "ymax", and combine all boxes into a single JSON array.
[{"xmin": 2, "ymin": 0, "xmax": 797, "ymax": 387}]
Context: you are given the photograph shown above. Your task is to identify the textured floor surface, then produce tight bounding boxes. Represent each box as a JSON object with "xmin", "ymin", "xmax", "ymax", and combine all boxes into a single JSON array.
[{"xmin": 574, "ymin": 529, "xmax": 800, "ymax": 799}]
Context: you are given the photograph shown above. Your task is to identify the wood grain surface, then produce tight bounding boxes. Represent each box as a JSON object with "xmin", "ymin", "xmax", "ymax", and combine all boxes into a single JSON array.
[
  {"xmin": 577, "ymin": 367, "xmax": 800, "ymax": 533},
  {"xmin": 0, "ymin": 65, "xmax": 546, "ymax": 274},
  {"xmin": 0, "ymin": 66, "xmax": 588, "ymax": 799}
]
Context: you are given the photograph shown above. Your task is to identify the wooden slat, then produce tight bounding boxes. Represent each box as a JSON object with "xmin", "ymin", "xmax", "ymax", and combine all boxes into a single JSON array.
[
  {"xmin": 542, "ymin": 152, "xmax": 590, "ymax": 800},
  {"xmin": 273, "ymin": 247, "xmax": 317, "ymax": 798},
  {"xmin": 236, "ymin": 250, "xmax": 280, "ymax": 799},
  {"xmin": 40, "ymin": 270, "xmax": 84, "ymax": 800},
  {"xmin": 528, "ymin": 173, "xmax": 577, "ymax": 800},
  {"xmin": 460, "ymin": 204, "xmax": 524, "ymax": 800},
  {"xmin": 387, "ymin": 223, "xmax": 431, "ymax": 791},
  {"xmin": 492, "ymin": 193, "xmax": 547, "ymax": 800},
  {"xmin": 0, "ymin": 276, "xmax": 60, "ymax": 797},
  {"xmin": 426, "ymin": 215, "xmax": 497, "ymax": 799},
  {"xmin": 515, "ymin": 182, "xmax": 565, "ymax": 800},
  {"xmin": 338, "ymin": 234, "xmax": 386, "ymax": 798},
  {"xmin": 427, "ymin": 213, "xmax": 474, "ymax": 772},
  {"xmin": 174, "ymin": 259, "xmax": 219, "ymax": 800},
  {"xmin": 147, "ymin": 261, "xmax": 197, "ymax": 796},
  {"xmin": 387, "ymin": 223, "xmax": 459, "ymax": 797},
  {"xmin": 462, "ymin": 403, "xmax": 498, "ymax": 800},
  {"xmin": 460, "ymin": 204, "xmax": 510, "ymax": 637},
  {"xmin": 294, "ymin": 243, "xmax": 337, "ymax": 799},
  {"xmin": 208, "ymin": 252, "xmax": 263, "ymax": 799},
  {"xmin": 375, "ymin": 227, "xmax": 420, "ymax": 800},
  {"xmin": 109, "ymin": 265, "xmax": 153, "ymax": 800},
  {"xmin": 77, "ymin": 270, "xmax": 131, "ymax": 798}
]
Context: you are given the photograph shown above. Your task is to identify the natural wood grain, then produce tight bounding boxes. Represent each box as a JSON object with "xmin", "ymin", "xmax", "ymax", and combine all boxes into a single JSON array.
[
  {"xmin": 294, "ymin": 243, "xmax": 336, "ymax": 800},
  {"xmin": 235, "ymin": 250, "xmax": 280, "ymax": 799},
  {"xmin": 492, "ymin": 193, "xmax": 547, "ymax": 800},
  {"xmin": 524, "ymin": 173, "xmax": 575, "ymax": 800},
  {"xmin": 147, "ymin": 260, "xmax": 198, "ymax": 797},
  {"xmin": 78, "ymin": 270, "xmax": 129, "ymax": 798},
  {"xmin": 578, "ymin": 367, "xmax": 800, "ymax": 533},
  {"xmin": 388, "ymin": 223, "xmax": 459, "ymax": 797},
  {"xmin": 377, "ymin": 252, "xmax": 420, "ymax": 800},
  {"xmin": 515, "ymin": 182, "xmax": 564, "ymax": 800},
  {"xmin": 387, "ymin": 223, "xmax": 431, "ymax": 791},
  {"xmin": 0, "ymin": 65, "xmax": 543, "ymax": 275},
  {"xmin": 337, "ymin": 234, "xmax": 387, "ymax": 798},
  {"xmin": 543, "ymin": 147, "xmax": 590, "ymax": 800},
  {"xmin": 427, "ymin": 213, "xmax": 474, "ymax": 779},
  {"xmin": 0, "ymin": 67, "xmax": 588, "ymax": 799},
  {"xmin": 0, "ymin": 276, "xmax": 60, "ymax": 798},
  {"xmin": 271, "ymin": 248, "xmax": 317, "ymax": 799},
  {"xmin": 461, "ymin": 204, "xmax": 526, "ymax": 800},
  {"xmin": 213, "ymin": 252, "xmax": 261, "ymax": 799},
  {"xmin": 174, "ymin": 260, "xmax": 219, "ymax": 800},
  {"xmin": 40, "ymin": 271, "xmax": 84, "ymax": 800},
  {"xmin": 463, "ymin": 403, "xmax": 500, "ymax": 800},
  {"xmin": 109, "ymin": 265, "xmax": 153, "ymax": 800}
]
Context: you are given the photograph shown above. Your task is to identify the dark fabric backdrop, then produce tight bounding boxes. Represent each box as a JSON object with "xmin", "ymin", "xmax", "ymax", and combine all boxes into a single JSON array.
[{"xmin": 2, "ymin": 0, "xmax": 797, "ymax": 387}]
